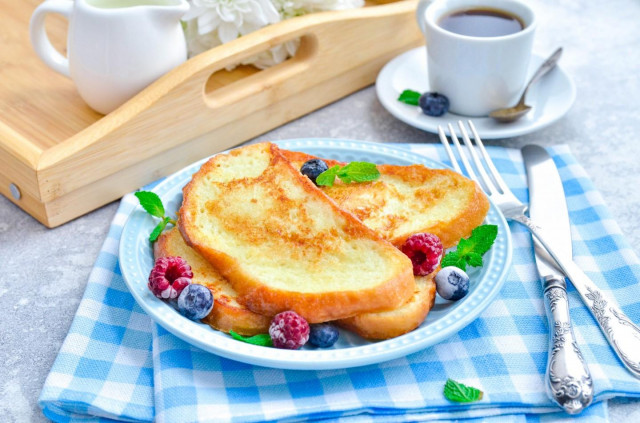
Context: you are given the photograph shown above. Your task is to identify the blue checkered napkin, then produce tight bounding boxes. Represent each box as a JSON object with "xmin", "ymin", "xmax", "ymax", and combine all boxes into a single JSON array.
[
  {"xmin": 150, "ymin": 328, "xmax": 609, "ymax": 423},
  {"xmin": 39, "ymin": 194, "xmax": 155, "ymax": 423},
  {"xmin": 39, "ymin": 144, "xmax": 640, "ymax": 422}
]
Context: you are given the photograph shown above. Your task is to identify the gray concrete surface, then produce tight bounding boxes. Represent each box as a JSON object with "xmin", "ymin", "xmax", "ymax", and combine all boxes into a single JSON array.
[{"xmin": 1, "ymin": 0, "xmax": 639, "ymax": 420}]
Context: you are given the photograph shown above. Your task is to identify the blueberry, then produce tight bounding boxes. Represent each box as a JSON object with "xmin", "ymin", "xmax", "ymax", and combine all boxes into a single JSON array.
[
  {"xmin": 435, "ymin": 266, "xmax": 470, "ymax": 301},
  {"xmin": 300, "ymin": 159, "xmax": 329, "ymax": 185},
  {"xmin": 419, "ymin": 92, "xmax": 450, "ymax": 117},
  {"xmin": 177, "ymin": 284, "xmax": 214, "ymax": 320},
  {"xmin": 308, "ymin": 323, "xmax": 339, "ymax": 348}
]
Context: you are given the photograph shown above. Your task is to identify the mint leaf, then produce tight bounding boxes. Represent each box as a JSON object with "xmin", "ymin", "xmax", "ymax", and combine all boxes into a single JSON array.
[
  {"xmin": 466, "ymin": 252, "xmax": 483, "ymax": 268},
  {"xmin": 441, "ymin": 251, "xmax": 465, "ymax": 271},
  {"xmin": 398, "ymin": 89, "xmax": 421, "ymax": 106},
  {"xmin": 230, "ymin": 330, "xmax": 273, "ymax": 347},
  {"xmin": 441, "ymin": 224, "xmax": 498, "ymax": 271},
  {"xmin": 455, "ymin": 236, "xmax": 474, "ymax": 256},
  {"xmin": 316, "ymin": 165, "xmax": 341, "ymax": 187},
  {"xmin": 444, "ymin": 379, "xmax": 483, "ymax": 403},
  {"xmin": 135, "ymin": 191, "xmax": 165, "ymax": 218},
  {"xmin": 134, "ymin": 190, "xmax": 177, "ymax": 242},
  {"xmin": 317, "ymin": 162, "xmax": 380, "ymax": 187},
  {"xmin": 149, "ymin": 217, "xmax": 171, "ymax": 243},
  {"xmin": 467, "ymin": 225, "xmax": 498, "ymax": 256},
  {"xmin": 337, "ymin": 162, "xmax": 380, "ymax": 183}
]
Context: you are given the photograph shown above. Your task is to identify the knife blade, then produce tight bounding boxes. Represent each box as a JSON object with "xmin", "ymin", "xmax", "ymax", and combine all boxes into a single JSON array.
[{"xmin": 522, "ymin": 144, "xmax": 593, "ymax": 414}]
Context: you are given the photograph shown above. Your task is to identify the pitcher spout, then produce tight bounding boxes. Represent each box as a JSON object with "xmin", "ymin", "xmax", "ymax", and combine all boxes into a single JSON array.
[{"xmin": 154, "ymin": 0, "xmax": 190, "ymax": 23}]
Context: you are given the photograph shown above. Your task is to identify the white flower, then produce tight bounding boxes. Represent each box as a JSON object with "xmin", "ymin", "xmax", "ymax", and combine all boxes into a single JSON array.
[
  {"xmin": 240, "ymin": 38, "xmax": 300, "ymax": 69},
  {"xmin": 184, "ymin": 0, "xmax": 280, "ymax": 56},
  {"xmin": 183, "ymin": 0, "xmax": 363, "ymax": 66},
  {"xmin": 186, "ymin": 0, "xmax": 280, "ymax": 37},
  {"xmin": 273, "ymin": 0, "xmax": 363, "ymax": 18}
]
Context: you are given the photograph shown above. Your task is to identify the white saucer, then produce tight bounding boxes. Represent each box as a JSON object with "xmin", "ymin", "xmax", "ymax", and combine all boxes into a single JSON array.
[{"xmin": 376, "ymin": 47, "xmax": 576, "ymax": 139}]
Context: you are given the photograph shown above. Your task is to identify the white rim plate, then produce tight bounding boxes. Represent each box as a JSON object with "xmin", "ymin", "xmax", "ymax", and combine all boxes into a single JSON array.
[
  {"xmin": 119, "ymin": 139, "xmax": 512, "ymax": 370},
  {"xmin": 376, "ymin": 47, "xmax": 576, "ymax": 139}
]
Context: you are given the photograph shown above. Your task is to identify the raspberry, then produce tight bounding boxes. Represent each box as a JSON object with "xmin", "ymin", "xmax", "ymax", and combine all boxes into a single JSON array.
[
  {"xmin": 269, "ymin": 311, "xmax": 310, "ymax": 349},
  {"xmin": 148, "ymin": 256, "xmax": 193, "ymax": 299},
  {"xmin": 401, "ymin": 233, "xmax": 443, "ymax": 276}
]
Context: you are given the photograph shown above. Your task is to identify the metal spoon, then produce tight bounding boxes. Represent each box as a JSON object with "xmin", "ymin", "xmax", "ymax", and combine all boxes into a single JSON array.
[{"xmin": 489, "ymin": 47, "xmax": 563, "ymax": 123}]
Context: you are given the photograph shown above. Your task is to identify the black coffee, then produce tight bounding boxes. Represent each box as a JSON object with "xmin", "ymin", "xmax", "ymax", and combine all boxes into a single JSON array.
[{"xmin": 438, "ymin": 7, "xmax": 524, "ymax": 37}]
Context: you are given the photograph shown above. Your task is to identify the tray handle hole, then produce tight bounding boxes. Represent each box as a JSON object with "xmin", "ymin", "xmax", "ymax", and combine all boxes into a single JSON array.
[{"xmin": 203, "ymin": 34, "xmax": 318, "ymax": 109}]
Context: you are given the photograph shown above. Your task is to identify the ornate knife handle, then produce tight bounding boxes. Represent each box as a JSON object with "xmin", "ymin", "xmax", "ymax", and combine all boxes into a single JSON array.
[
  {"xmin": 543, "ymin": 277, "xmax": 593, "ymax": 413},
  {"xmin": 516, "ymin": 215, "xmax": 640, "ymax": 378}
]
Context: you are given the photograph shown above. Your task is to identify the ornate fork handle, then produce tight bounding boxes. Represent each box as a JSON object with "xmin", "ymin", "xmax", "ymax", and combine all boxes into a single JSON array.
[
  {"xmin": 543, "ymin": 277, "xmax": 593, "ymax": 413},
  {"xmin": 514, "ymin": 214, "xmax": 640, "ymax": 378}
]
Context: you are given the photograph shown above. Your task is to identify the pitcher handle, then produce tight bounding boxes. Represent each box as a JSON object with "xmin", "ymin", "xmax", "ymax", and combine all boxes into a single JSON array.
[
  {"xmin": 416, "ymin": 0, "xmax": 431, "ymax": 36},
  {"xmin": 30, "ymin": 0, "xmax": 73, "ymax": 77}
]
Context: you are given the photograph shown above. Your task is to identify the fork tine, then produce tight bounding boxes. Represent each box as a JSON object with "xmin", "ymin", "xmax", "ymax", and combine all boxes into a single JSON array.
[
  {"xmin": 447, "ymin": 123, "xmax": 479, "ymax": 181},
  {"xmin": 467, "ymin": 120, "xmax": 510, "ymax": 194},
  {"xmin": 438, "ymin": 125, "xmax": 461, "ymax": 174},
  {"xmin": 457, "ymin": 121, "xmax": 498, "ymax": 195}
]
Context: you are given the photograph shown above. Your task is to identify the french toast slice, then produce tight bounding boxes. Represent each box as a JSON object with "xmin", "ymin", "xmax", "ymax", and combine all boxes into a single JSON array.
[
  {"xmin": 282, "ymin": 150, "xmax": 489, "ymax": 248},
  {"xmin": 154, "ymin": 227, "xmax": 271, "ymax": 336},
  {"xmin": 155, "ymin": 226, "xmax": 437, "ymax": 339},
  {"xmin": 337, "ymin": 272, "xmax": 437, "ymax": 340},
  {"xmin": 178, "ymin": 143, "xmax": 415, "ymax": 323}
]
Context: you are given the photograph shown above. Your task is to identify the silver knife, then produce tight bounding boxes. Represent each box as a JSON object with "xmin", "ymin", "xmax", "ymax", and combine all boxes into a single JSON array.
[{"xmin": 523, "ymin": 144, "xmax": 593, "ymax": 414}]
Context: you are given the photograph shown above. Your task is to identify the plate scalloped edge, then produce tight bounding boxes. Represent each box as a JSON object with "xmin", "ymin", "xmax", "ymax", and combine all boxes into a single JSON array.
[{"xmin": 118, "ymin": 138, "xmax": 513, "ymax": 370}]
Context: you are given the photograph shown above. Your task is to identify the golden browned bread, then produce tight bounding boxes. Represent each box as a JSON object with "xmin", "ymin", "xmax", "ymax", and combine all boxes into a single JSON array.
[
  {"xmin": 155, "ymin": 226, "xmax": 437, "ymax": 340},
  {"xmin": 178, "ymin": 143, "xmax": 415, "ymax": 323},
  {"xmin": 337, "ymin": 272, "xmax": 437, "ymax": 340},
  {"xmin": 154, "ymin": 227, "xmax": 271, "ymax": 336},
  {"xmin": 282, "ymin": 150, "xmax": 490, "ymax": 248}
]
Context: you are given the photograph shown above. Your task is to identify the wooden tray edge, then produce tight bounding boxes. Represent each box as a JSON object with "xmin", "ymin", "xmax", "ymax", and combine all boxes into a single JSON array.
[{"xmin": 3, "ymin": 0, "xmax": 423, "ymax": 227}]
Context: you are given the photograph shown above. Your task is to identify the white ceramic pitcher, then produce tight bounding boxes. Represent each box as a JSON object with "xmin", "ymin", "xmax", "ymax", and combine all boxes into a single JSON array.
[{"xmin": 30, "ymin": 0, "xmax": 189, "ymax": 114}]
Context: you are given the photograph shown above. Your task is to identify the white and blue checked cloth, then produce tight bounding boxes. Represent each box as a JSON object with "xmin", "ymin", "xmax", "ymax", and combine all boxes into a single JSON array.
[{"xmin": 39, "ymin": 144, "xmax": 640, "ymax": 422}]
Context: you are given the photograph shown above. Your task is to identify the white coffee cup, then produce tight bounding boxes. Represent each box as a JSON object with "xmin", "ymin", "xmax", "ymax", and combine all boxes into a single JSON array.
[
  {"xmin": 416, "ymin": 0, "xmax": 536, "ymax": 117},
  {"xmin": 30, "ymin": 0, "xmax": 189, "ymax": 115}
]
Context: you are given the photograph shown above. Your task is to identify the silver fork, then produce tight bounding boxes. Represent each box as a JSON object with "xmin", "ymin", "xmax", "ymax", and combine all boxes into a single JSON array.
[{"xmin": 439, "ymin": 121, "xmax": 640, "ymax": 380}]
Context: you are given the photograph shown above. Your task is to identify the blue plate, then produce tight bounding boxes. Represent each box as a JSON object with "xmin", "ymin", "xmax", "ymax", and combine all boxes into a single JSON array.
[{"xmin": 119, "ymin": 139, "xmax": 512, "ymax": 370}]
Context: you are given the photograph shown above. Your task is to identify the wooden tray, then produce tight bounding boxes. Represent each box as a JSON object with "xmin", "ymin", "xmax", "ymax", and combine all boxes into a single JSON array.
[{"xmin": 0, "ymin": 0, "xmax": 423, "ymax": 227}]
